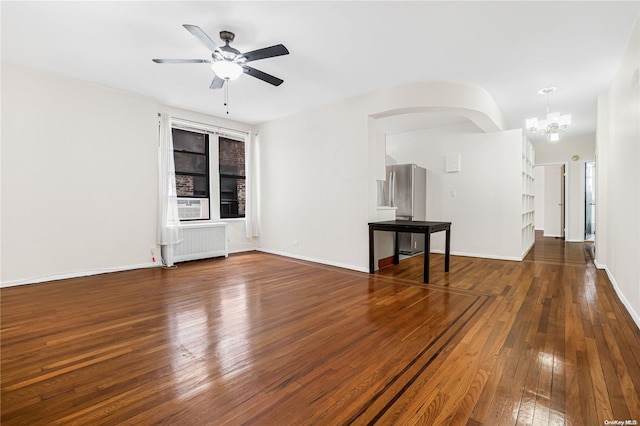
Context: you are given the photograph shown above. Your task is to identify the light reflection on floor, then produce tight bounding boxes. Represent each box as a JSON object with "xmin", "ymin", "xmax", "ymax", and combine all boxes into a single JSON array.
[{"xmin": 167, "ymin": 281, "xmax": 253, "ymax": 398}]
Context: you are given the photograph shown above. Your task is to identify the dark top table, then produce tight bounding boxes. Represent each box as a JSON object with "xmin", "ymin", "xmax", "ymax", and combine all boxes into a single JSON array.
[{"xmin": 368, "ymin": 220, "xmax": 451, "ymax": 283}]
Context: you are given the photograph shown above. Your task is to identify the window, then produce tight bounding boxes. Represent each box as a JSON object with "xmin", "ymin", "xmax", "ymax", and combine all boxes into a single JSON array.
[
  {"xmin": 218, "ymin": 137, "xmax": 245, "ymax": 218},
  {"xmin": 170, "ymin": 124, "xmax": 246, "ymax": 221},
  {"xmin": 172, "ymin": 128, "xmax": 210, "ymax": 220}
]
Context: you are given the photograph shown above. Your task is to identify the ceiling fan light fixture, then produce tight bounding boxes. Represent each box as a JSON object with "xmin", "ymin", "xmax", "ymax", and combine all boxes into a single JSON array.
[
  {"xmin": 211, "ymin": 61, "xmax": 243, "ymax": 80},
  {"xmin": 154, "ymin": 25, "xmax": 288, "ymax": 89}
]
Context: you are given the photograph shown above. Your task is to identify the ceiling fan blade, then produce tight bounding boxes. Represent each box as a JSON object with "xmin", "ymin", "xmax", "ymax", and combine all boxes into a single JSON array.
[
  {"xmin": 210, "ymin": 75, "xmax": 225, "ymax": 89},
  {"xmin": 242, "ymin": 44, "xmax": 289, "ymax": 63},
  {"xmin": 183, "ymin": 24, "xmax": 221, "ymax": 53},
  {"xmin": 242, "ymin": 66, "xmax": 284, "ymax": 86},
  {"xmin": 152, "ymin": 59, "xmax": 210, "ymax": 64}
]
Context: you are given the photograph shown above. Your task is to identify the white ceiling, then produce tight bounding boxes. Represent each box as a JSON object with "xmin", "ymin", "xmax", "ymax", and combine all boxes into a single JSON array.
[{"xmin": 2, "ymin": 1, "xmax": 639, "ymax": 142}]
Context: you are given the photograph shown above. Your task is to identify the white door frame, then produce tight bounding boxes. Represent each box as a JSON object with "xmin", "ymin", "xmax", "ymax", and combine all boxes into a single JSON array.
[{"xmin": 534, "ymin": 162, "xmax": 569, "ymax": 239}]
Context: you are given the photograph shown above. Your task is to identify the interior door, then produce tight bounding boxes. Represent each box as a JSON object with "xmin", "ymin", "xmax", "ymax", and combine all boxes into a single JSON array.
[
  {"xmin": 560, "ymin": 164, "xmax": 566, "ymax": 239},
  {"xmin": 585, "ymin": 161, "xmax": 596, "ymax": 240}
]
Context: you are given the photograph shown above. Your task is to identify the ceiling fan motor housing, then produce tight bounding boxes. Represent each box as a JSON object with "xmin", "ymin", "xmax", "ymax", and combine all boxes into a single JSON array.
[
  {"xmin": 216, "ymin": 31, "xmax": 241, "ymax": 60},
  {"xmin": 220, "ymin": 30, "xmax": 235, "ymax": 43}
]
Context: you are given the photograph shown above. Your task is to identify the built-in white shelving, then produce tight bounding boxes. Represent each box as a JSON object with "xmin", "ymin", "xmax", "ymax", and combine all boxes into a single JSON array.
[{"xmin": 521, "ymin": 136, "xmax": 535, "ymax": 257}]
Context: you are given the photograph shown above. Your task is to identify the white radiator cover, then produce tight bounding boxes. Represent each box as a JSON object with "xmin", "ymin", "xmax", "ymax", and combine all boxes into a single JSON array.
[{"xmin": 167, "ymin": 222, "xmax": 228, "ymax": 264}]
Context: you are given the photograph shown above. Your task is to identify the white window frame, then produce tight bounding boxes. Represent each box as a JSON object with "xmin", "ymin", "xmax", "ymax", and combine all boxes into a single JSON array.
[{"xmin": 170, "ymin": 118, "xmax": 247, "ymax": 223}]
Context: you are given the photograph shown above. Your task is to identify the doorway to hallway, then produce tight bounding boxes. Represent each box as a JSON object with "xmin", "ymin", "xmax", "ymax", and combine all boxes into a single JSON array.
[
  {"xmin": 585, "ymin": 161, "xmax": 596, "ymax": 241},
  {"xmin": 534, "ymin": 164, "xmax": 567, "ymax": 239}
]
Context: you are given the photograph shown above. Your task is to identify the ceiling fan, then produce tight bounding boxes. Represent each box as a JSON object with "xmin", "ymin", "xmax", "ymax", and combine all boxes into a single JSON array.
[{"xmin": 153, "ymin": 24, "xmax": 289, "ymax": 89}]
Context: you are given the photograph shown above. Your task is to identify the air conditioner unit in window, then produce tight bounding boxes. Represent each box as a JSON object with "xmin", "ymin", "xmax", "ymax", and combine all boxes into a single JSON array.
[{"xmin": 177, "ymin": 198, "xmax": 210, "ymax": 221}]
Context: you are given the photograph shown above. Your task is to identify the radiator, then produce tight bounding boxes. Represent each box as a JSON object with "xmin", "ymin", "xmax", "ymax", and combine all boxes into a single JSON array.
[{"xmin": 165, "ymin": 222, "xmax": 228, "ymax": 265}]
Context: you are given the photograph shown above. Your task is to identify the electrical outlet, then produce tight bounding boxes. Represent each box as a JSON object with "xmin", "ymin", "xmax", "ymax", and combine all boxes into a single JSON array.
[{"xmin": 293, "ymin": 240, "xmax": 299, "ymax": 246}]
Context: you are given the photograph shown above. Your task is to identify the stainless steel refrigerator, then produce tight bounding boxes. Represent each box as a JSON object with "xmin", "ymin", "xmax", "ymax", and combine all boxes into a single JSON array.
[{"xmin": 386, "ymin": 164, "xmax": 427, "ymax": 255}]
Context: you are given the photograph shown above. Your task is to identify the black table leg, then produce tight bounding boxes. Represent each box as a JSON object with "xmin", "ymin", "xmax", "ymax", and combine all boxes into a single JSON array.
[
  {"xmin": 368, "ymin": 226, "xmax": 375, "ymax": 273},
  {"xmin": 444, "ymin": 227, "xmax": 451, "ymax": 272},
  {"xmin": 423, "ymin": 230, "xmax": 430, "ymax": 283},
  {"xmin": 393, "ymin": 232, "xmax": 400, "ymax": 265}
]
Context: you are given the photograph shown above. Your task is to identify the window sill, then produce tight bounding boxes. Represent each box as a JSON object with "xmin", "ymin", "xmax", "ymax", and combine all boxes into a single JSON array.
[{"xmin": 220, "ymin": 217, "xmax": 246, "ymax": 222}]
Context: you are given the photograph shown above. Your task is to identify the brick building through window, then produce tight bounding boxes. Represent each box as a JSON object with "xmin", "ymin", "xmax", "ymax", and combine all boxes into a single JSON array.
[{"xmin": 218, "ymin": 137, "xmax": 245, "ymax": 218}]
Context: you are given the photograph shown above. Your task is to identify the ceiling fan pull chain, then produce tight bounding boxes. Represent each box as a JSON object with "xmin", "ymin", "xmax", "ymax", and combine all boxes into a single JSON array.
[{"xmin": 224, "ymin": 81, "xmax": 229, "ymax": 115}]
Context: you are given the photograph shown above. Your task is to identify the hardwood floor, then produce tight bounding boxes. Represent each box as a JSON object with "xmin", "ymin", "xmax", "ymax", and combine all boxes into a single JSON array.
[{"xmin": 2, "ymin": 233, "xmax": 639, "ymax": 425}]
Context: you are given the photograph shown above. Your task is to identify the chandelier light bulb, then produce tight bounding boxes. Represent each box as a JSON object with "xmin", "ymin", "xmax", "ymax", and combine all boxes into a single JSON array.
[
  {"xmin": 558, "ymin": 114, "xmax": 572, "ymax": 126},
  {"xmin": 547, "ymin": 132, "xmax": 561, "ymax": 142},
  {"xmin": 547, "ymin": 112, "xmax": 560, "ymax": 125}
]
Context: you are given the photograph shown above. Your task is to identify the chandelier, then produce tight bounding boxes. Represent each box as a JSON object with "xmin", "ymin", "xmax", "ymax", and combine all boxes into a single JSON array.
[{"xmin": 525, "ymin": 87, "xmax": 571, "ymax": 142}]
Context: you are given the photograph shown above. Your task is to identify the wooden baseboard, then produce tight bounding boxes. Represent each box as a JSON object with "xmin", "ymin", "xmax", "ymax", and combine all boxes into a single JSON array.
[{"xmin": 378, "ymin": 256, "xmax": 395, "ymax": 269}]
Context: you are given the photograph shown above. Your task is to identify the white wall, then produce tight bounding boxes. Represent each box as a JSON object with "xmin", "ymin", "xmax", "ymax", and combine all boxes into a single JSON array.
[
  {"xmin": 1, "ymin": 63, "xmax": 254, "ymax": 285},
  {"xmin": 257, "ymin": 81, "xmax": 508, "ymax": 271},
  {"xmin": 534, "ymin": 166, "xmax": 545, "ymax": 230},
  {"xmin": 534, "ymin": 137, "xmax": 595, "ymax": 241},
  {"xmin": 1, "ymin": 63, "xmax": 159, "ymax": 284},
  {"xmin": 1, "ymin": 71, "xmax": 508, "ymax": 282},
  {"xmin": 595, "ymin": 17, "xmax": 640, "ymax": 327},
  {"xmin": 257, "ymin": 95, "xmax": 370, "ymax": 271},
  {"xmin": 386, "ymin": 123, "xmax": 524, "ymax": 260}
]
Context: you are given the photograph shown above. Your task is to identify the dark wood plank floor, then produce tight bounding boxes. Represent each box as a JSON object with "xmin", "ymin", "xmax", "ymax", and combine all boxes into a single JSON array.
[{"xmin": 2, "ymin": 232, "xmax": 639, "ymax": 424}]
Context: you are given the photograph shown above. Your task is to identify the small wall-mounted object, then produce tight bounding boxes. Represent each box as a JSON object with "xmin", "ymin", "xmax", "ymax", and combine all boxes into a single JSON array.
[
  {"xmin": 571, "ymin": 154, "xmax": 580, "ymax": 161},
  {"xmin": 445, "ymin": 153, "xmax": 461, "ymax": 173}
]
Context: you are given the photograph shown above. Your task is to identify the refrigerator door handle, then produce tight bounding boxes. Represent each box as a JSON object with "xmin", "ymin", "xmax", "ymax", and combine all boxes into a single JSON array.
[{"xmin": 389, "ymin": 171, "xmax": 395, "ymax": 207}]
